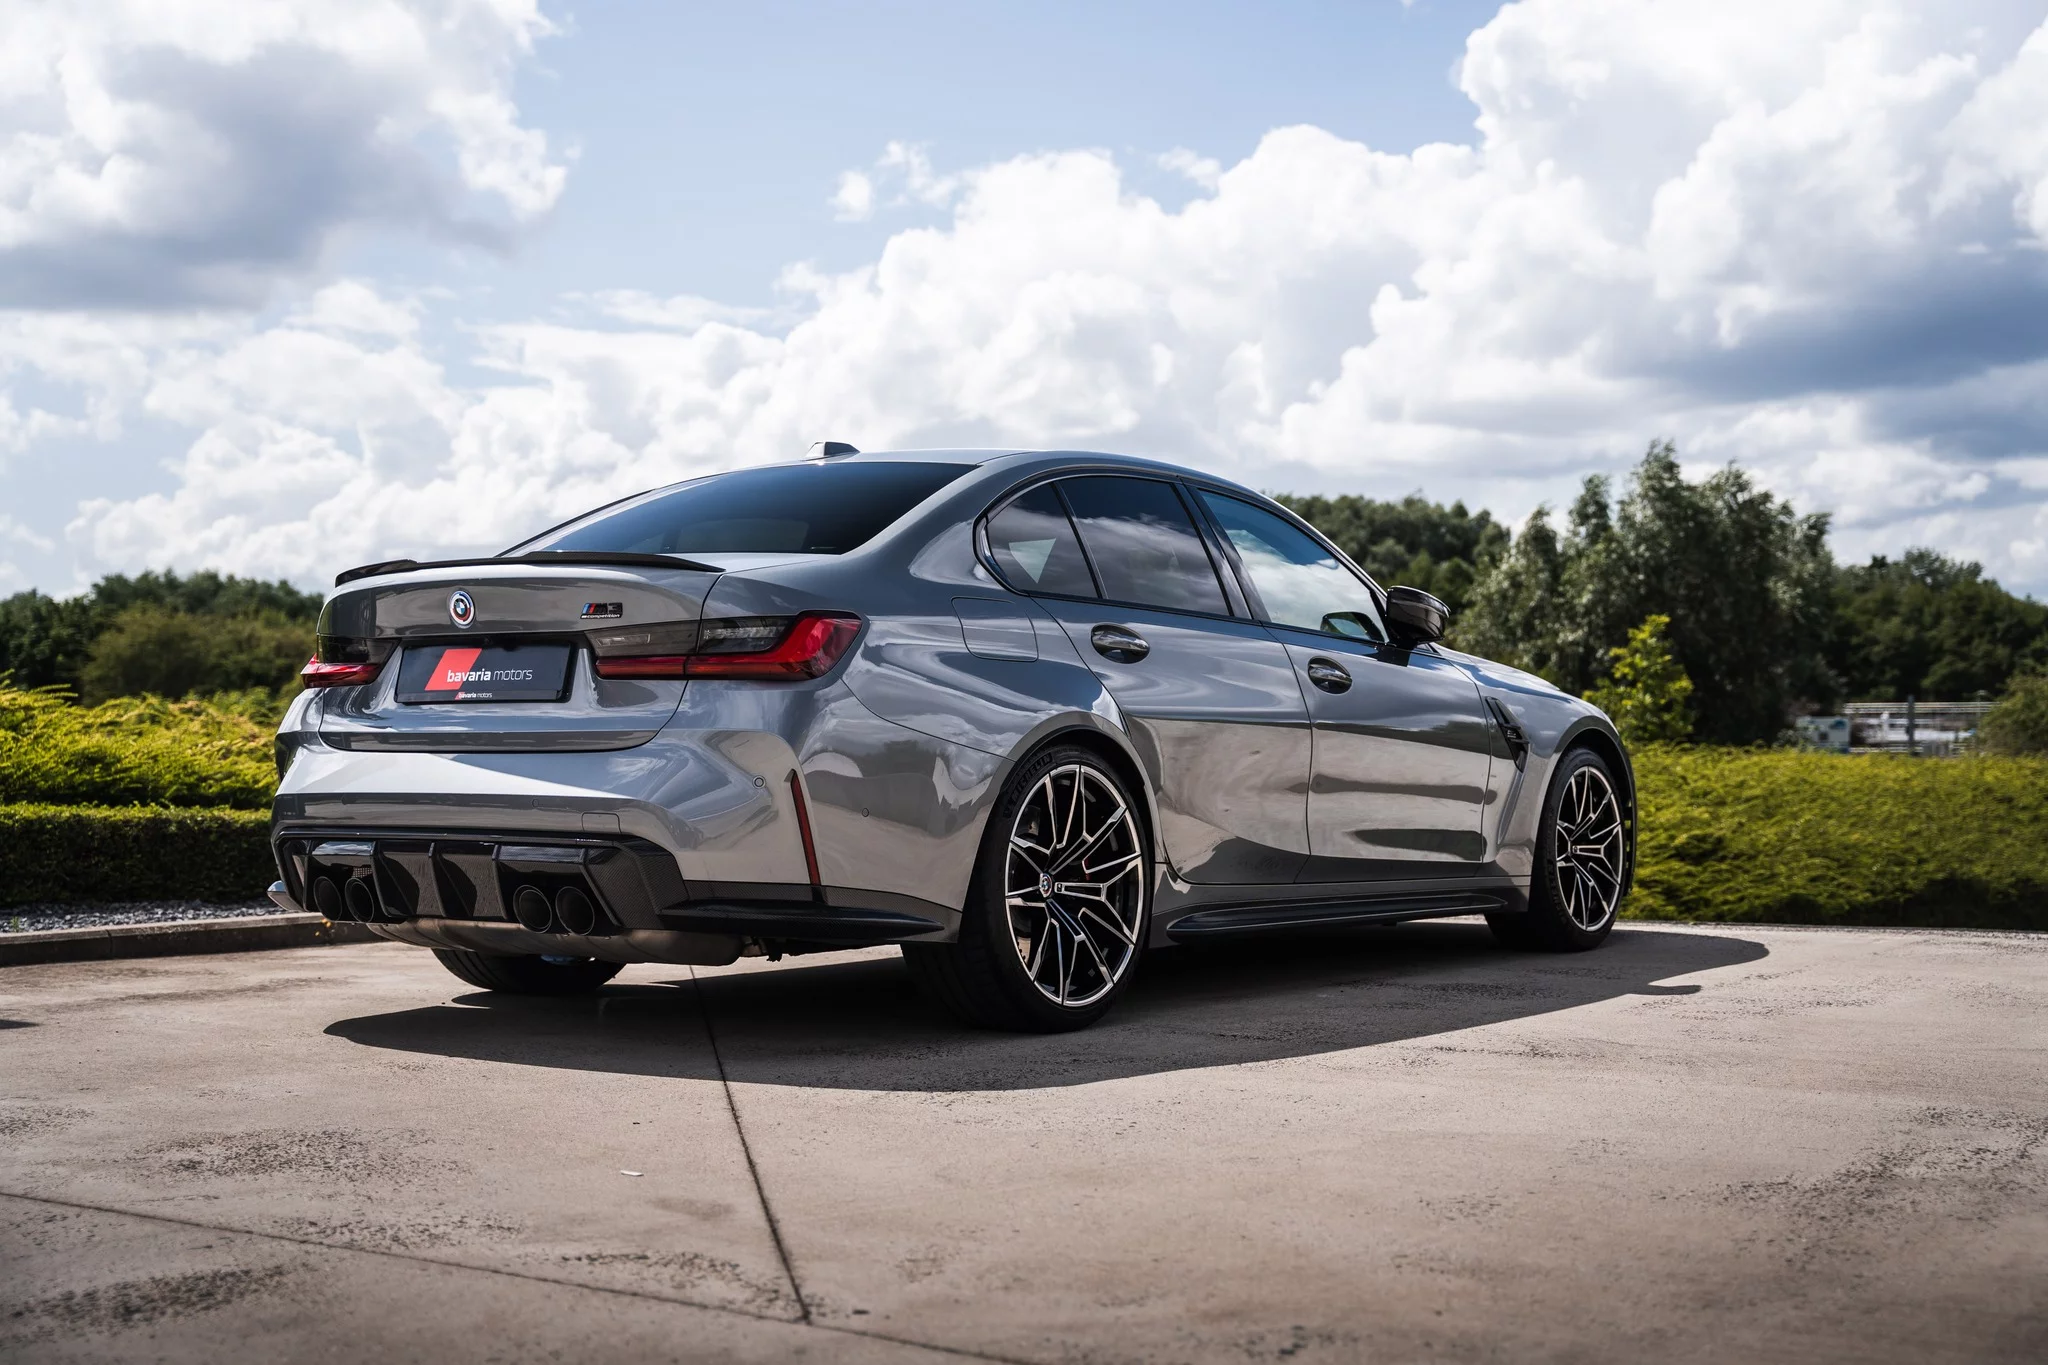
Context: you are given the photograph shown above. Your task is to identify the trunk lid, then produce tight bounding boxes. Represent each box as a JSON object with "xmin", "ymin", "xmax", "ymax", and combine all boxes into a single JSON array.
[{"xmin": 314, "ymin": 561, "xmax": 724, "ymax": 752}]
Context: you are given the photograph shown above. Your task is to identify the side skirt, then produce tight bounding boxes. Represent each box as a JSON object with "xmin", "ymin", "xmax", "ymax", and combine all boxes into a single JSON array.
[{"xmin": 1162, "ymin": 886, "xmax": 1526, "ymax": 943}]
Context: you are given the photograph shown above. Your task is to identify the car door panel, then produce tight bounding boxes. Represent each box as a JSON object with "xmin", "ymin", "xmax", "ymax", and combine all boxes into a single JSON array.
[
  {"xmin": 1037, "ymin": 602, "xmax": 1310, "ymax": 883},
  {"xmin": 1279, "ymin": 635, "xmax": 1497, "ymax": 879},
  {"xmin": 1184, "ymin": 487, "xmax": 1495, "ymax": 883},
  {"xmin": 988, "ymin": 474, "xmax": 1310, "ymax": 885}
]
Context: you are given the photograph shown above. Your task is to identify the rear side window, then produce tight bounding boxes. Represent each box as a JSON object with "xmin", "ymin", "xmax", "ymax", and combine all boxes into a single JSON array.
[
  {"xmin": 1059, "ymin": 476, "xmax": 1228, "ymax": 616},
  {"xmin": 985, "ymin": 485, "xmax": 1097, "ymax": 597},
  {"xmin": 511, "ymin": 462, "xmax": 972, "ymax": 557}
]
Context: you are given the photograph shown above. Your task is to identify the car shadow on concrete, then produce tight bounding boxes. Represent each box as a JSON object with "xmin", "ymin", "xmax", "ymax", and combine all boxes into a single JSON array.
[{"xmin": 324, "ymin": 920, "xmax": 1768, "ymax": 1092}]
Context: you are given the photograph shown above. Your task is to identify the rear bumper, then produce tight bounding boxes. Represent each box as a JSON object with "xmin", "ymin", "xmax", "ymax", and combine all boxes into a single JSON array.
[
  {"xmin": 270, "ymin": 823, "xmax": 953, "ymax": 962},
  {"xmin": 274, "ymin": 676, "xmax": 1004, "ymax": 949}
]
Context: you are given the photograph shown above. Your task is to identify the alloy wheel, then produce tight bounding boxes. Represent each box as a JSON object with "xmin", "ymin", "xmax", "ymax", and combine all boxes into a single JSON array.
[
  {"xmin": 1003, "ymin": 763, "xmax": 1145, "ymax": 1008},
  {"xmin": 1553, "ymin": 765, "xmax": 1625, "ymax": 930}
]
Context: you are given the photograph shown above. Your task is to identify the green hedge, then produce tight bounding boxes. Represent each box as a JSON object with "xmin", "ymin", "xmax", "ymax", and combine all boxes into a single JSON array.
[
  {"xmin": 1630, "ymin": 746, "xmax": 2048, "ymax": 930},
  {"xmin": 0, "ymin": 685, "xmax": 276, "ymax": 810},
  {"xmin": 0, "ymin": 804, "xmax": 273, "ymax": 907},
  {"xmin": 6, "ymin": 740, "xmax": 2047, "ymax": 927}
]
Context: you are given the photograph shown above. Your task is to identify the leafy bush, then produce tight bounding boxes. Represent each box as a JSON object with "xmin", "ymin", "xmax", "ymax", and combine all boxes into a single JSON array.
[
  {"xmin": 0, "ymin": 804, "xmax": 273, "ymax": 906},
  {"xmin": 1828, "ymin": 550, "xmax": 2048, "ymax": 702},
  {"xmin": 1978, "ymin": 672, "xmax": 2048, "ymax": 755},
  {"xmin": 0, "ymin": 684, "xmax": 276, "ymax": 809},
  {"xmin": 0, "ymin": 570, "xmax": 321, "ymax": 695},
  {"xmin": 78, "ymin": 606, "xmax": 311, "ymax": 704},
  {"xmin": 1584, "ymin": 614, "xmax": 1694, "ymax": 745},
  {"xmin": 1630, "ymin": 746, "xmax": 2048, "ymax": 929},
  {"xmin": 1460, "ymin": 442, "xmax": 1836, "ymax": 743}
]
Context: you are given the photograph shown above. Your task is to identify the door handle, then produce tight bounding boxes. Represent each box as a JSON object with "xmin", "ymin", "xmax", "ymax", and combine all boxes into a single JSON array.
[
  {"xmin": 1090, "ymin": 624, "xmax": 1150, "ymax": 662},
  {"xmin": 1306, "ymin": 657, "xmax": 1352, "ymax": 693}
]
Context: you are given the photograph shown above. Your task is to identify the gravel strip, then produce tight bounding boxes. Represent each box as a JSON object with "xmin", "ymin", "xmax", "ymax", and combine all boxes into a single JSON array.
[{"xmin": 1, "ymin": 901, "xmax": 277, "ymax": 934}]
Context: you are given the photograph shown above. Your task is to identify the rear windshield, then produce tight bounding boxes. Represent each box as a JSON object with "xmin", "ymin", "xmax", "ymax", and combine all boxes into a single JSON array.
[{"xmin": 511, "ymin": 462, "xmax": 972, "ymax": 557}]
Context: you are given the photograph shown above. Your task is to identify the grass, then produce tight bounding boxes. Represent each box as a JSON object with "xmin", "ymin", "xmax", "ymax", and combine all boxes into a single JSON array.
[
  {"xmin": 1629, "ymin": 745, "xmax": 2048, "ymax": 931},
  {"xmin": 0, "ymin": 684, "xmax": 277, "ymax": 810}
]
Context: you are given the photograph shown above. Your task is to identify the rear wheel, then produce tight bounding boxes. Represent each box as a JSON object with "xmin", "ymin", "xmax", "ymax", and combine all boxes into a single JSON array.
[
  {"xmin": 1488, "ymin": 747, "xmax": 1628, "ymax": 952},
  {"xmin": 904, "ymin": 745, "xmax": 1149, "ymax": 1031},
  {"xmin": 433, "ymin": 949, "xmax": 623, "ymax": 995}
]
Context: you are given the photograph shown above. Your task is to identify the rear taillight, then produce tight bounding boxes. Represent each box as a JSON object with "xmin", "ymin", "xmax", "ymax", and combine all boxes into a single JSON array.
[
  {"xmin": 301, "ymin": 636, "xmax": 392, "ymax": 688},
  {"xmin": 593, "ymin": 613, "xmax": 860, "ymax": 681},
  {"xmin": 301, "ymin": 658, "xmax": 383, "ymax": 688}
]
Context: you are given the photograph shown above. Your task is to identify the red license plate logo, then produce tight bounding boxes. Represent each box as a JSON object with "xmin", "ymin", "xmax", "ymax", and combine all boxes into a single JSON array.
[{"xmin": 425, "ymin": 647, "xmax": 485, "ymax": 692}]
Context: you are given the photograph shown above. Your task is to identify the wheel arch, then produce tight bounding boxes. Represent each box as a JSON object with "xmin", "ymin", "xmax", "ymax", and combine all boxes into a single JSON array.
[
  {"xmin": 1555, "ymin": 719, "xmax": 1638, "ymax": 895},
  {"xmin": 1003, "ymin": 717, "xmax": 1160, "ymax": 861}
]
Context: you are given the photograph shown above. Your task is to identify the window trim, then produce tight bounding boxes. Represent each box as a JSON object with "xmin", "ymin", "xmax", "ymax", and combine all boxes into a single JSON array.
[
  {"xmin": 977, "ymin": 478, "xmax": 1103, "ymax": 600},
  {"xmin": 976, "ymin": 469, "xmax": 1247, "ymax": 624}
]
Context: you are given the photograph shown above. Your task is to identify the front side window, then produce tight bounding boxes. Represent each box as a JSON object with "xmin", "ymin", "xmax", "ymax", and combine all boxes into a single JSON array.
[
  {"xmin": 1059, "ymin": 476, "xmax": 1229, "ymax": 616},
  {"xmin": 985, "ymin": 484, "xmax": 1098, "ymax": 597},
  {"xmin": 511, "ymin": 462, "xmax": 972, "ymax": 557},
  {"xmin": 1196, "ymin": 490, "xmax": 1385, "ymax": 641}
]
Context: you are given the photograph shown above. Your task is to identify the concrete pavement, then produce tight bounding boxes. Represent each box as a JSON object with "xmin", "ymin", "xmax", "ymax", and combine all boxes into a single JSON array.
[{"xmin": 2, "ymin": 920, "xmax": 2044, "ymax": 1362}]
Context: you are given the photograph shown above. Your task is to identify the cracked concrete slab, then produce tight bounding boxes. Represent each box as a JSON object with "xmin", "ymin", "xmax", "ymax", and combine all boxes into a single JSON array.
[{"xmin": 3, "ymin": 920, "xmax": 2044, "ymax": 1362}]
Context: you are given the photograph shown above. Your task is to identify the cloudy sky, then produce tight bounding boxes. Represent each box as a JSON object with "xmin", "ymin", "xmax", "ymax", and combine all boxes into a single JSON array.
[{"xmin": 5, "ymin": 0, "xmax": 2048, "ymax": 596}]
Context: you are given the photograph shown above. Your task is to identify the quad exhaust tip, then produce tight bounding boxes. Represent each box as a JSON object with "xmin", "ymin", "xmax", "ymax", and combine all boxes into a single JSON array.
[
  {"xmin": 311, "ymin": 876, "xmax": 342, "ymax": 920},
  {"xmin": 509, "ymin": 884, "xmax": 601, "ymax": 936},
  {"xmin": 342, "ymin": 877, "xmax": 379, "ymax": 924},
  {"xmin": 555, "ymin": 886, "xmax": 599, "ymax": 937},
  {"xmin": 309, "ymin": 874, "xmax": 383, "ymax": 924},
  {"xmin": 308, "ymin": 863, "xmax": 607, "ymax": 936},
  {"xmin": 512, "ymin": 885, "xmax": 555, "ymax": 933}
]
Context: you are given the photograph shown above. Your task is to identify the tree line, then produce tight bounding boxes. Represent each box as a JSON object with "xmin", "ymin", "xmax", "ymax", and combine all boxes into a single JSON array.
[
  {"xmin": 3, "ymin": 443, "xmax": 2045, "ymax": 748},
  {"xmin": 0, "ymin": 572, "xmax": 320, "ymax": 703},
  {"xmin": 1280, "ymin": 442, "xmax": 2048, "ymax": 744}
]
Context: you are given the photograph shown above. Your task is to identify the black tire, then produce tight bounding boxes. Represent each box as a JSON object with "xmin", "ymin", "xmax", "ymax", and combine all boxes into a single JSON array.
[
  {"xmin": 433, "ymin": 949, "xmax": 624, "ymax": 995},
  {"xmin": 1487, "ymin": 746, "xmax": 1629, "ymax": 953},
  {"xmin": 904, "ymin": 744, "xmax": 1150, "ymax": 1032}
]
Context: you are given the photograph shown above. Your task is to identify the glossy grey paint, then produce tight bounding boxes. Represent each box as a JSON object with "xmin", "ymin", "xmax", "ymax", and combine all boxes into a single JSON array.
[
  {"xmin": 1030, "ymin": 595, "xmax": 1310, "ymax": 884},
  {"xmin": 273, "ymin": 447, "xmax": 1632, "ymax": 965},
  {"xmin": 1274, "ymin": 629, "xmax": 1497, "ymax": 879},
  {"xmin": 317, "ymin": 565, "xmax": 716, "ymax": 641}
]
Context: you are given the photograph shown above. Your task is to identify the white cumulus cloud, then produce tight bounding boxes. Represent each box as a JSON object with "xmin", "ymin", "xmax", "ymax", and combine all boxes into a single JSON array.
[
  {"xmin": 0, "ymin": 0, "xmax": 566, "ymax": 308},
  {"xmin": 8, "ymin": 0, "xmax": 2048, "ymax": 593}
]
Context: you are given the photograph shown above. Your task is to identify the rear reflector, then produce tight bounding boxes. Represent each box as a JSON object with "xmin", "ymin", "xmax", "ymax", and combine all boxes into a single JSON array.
[
  {"xmin": 788, "ymin": 770, "xmax": 823, "ymax": 894},
  {"xmin": 594, "ymin": 612, "xmax": 860, "ymax": 681}
]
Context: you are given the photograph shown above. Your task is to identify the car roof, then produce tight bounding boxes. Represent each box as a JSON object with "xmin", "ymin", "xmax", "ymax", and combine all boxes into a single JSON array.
[{"xmin": 832, "ymin": 446, "xmax": 1266, "ymax": 496}]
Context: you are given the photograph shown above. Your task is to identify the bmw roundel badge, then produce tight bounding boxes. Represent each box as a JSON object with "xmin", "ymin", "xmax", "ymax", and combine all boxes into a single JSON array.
[{"xmin": 449, "ymin": 589, "xmax": 476, "ymax": 629}]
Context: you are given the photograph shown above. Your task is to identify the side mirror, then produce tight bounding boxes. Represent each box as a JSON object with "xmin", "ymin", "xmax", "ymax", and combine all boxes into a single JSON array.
[{"xmin": 1384, "ymin": 586, "xmax": 1448, "ymax": 646}]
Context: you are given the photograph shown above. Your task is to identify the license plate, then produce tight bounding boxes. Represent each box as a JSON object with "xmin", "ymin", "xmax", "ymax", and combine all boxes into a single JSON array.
[{"xmin": 395, "ymin": 643, "xmax": 573, "ymax": 703}]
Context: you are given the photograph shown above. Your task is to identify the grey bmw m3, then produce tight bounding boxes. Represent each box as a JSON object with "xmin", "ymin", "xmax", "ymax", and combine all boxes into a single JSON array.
[{"xmin": 271, "ymin": 446, "xmax": 1634, "ymax": 1031}]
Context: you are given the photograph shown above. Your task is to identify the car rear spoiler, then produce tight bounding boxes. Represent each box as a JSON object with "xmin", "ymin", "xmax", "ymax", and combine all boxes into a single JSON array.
[{"xmin": 334, "ymin": 551, "xmax": 725, "ymax": 587}]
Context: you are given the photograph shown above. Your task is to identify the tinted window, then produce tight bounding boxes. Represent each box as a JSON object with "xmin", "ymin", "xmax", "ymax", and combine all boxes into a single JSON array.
[
  {"xmin": 1197, "ymin": 490, "xmax": 1385, "ymax": 641},
  {"xmin": 512, "ymin": 462, "xmax": 971, "ymax": 556},
  {"xmin": 1060, "ymin": 476, "xmax": 1228, "ymax": 616},
  {"xmin": 986, "ymin": 485, "xmax": 1097, "ymax": 597}
]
